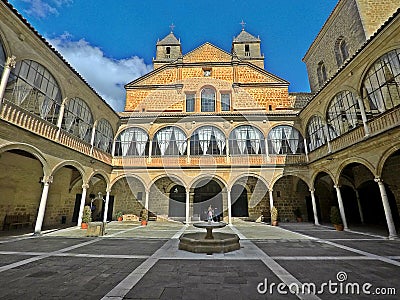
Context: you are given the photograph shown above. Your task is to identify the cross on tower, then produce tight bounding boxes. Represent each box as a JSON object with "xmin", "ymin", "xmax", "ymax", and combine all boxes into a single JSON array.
[
  {"xmin": 169, "ymin": 23, "xmax": 175, "ymax": 33},
  {"xmin": 240, "ymin": 20, "xmax": 246, "ymax": 30}
]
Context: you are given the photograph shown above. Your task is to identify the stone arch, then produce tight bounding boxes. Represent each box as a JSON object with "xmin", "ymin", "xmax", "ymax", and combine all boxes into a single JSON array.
[
  {"xmin": 270, "ymin": 173, "xmax": 310, "ymax": 190},
  {"xmin": 0, "ymin": 143, "xmax": 50, "ymax": 176},
  {"xmin": 51, "ymin": 160, "xmax": 85, "ymax": 179},
  {"xmin": 230, "ymin": 173, "xmax": 269, "ymax": 191},
  {"xmin": 110, "ymin": 173, "xmax": 148, "ymax": 191},
  {"xmin": 228, "ymin": 123, "xmax": 266, "ymax": 139},
  {"xmin": 310, "ymin": 168, "xmax": 335, "ymax": 188},
  {"xmin": 271, "ymin": 175, "xmax": 312, "ymax": 222},
  {"xmin": 335, "ymin": 157, "xmax": 377, "ymax": 184},
  {"xmin": 376, "ymin": 144, "xmax": 400, "ymax": 177},
  {"xmin": 87, "ymin": 170, "xmax": 110, "ymax": 189},
  {"xmin": 115, "ymin": 124, "xmax": 149, "ymax": 138},
  {"xmin": 189, "ymin": 174, "xmax": 227, "ymax": 191},
  {"xmin": 150, "ymin": 174, "xmax": 186, "ymax": 190}
]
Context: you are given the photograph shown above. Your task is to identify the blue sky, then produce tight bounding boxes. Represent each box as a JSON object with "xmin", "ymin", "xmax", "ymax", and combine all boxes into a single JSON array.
[{"xmin": 8, "ymin": 0, "xmax": 338, "ymax": 111}]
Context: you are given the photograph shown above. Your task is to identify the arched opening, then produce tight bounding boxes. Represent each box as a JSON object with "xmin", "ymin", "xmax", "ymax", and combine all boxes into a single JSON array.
[
  {"xmin": 193, "ymin": 179, "xmax": 223, "ymax": 221},
  {"xmin": 149, "ymin": 176, "xmax": 185, "ymax": 219},
  {"xmin": 87, "ymin": 174, "xmax": 111, "ymax": 222},
  {"xmin": 168, "ymin": 185, "xmax": 186, "ymax": 220},
  {"xmin": 0, "ymin": 149, "xmax": 43, "ymax": 233},
  {"xmin": 273, "ymin": 175, "xmax": 310, "ymax": 222},
  {"xmin": 111, "ymin": 176, "xmax": 146, "ymax": 220},
  {"xmin": 314, "ymin": 172, "xmax": 335, "ymax": 224},
  {"xmin": 231, "ymin": 176, "xmax": 268, "ymax": 221},
  {"xmin": 381, "ymin": 149, "xmax": 400, "ymax": 231},
  {"xmin": 50, "ymin": 164, "xmax": 83, "ymax": 228},
  {"xmin": 231, "ymin": 185, "xmax": 248, "ymax": 217},
  {"xmin": 114, "ymin": 127, "xmax": 149, "ymax": 157}
]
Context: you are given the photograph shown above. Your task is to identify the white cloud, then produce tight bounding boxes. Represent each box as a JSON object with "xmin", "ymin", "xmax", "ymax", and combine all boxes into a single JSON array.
[
  {"xmin": 48, "ymin": 34, "xmax": 152, "ymax": 111},
  {"xmin": 20, "ymin": 0, "xmax": 73, "ymax": 18}
]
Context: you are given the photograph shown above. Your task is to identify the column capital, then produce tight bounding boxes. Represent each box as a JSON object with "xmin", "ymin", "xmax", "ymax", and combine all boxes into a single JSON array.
[
  {"xmin": 374, "ymin": 177, "xmax": 383, "ymax": 183},
  {"xmin": 106, "ymin": 188, "xmax": 112, "ymax": 193},
  {"xmin": 268, "ymin": 188, "xmax": 273, "ymax": 193},
  {"xmin": 309, "ymin": 188, "xmax": 315, "ymax": 193},
  {"xmin": 334, "ymin": 184, "xmax": 341, "ymax": 189},
  {"xmin": 6, "ymin": 56, "xmax": 16, "ymax": 68},
  {"xmin": 41, "ymin": 176, "xmax": 53, "ymax": 184},
  {"xmin": 82, "ymin": 183, "xmax": 89, "ymax": 189}
]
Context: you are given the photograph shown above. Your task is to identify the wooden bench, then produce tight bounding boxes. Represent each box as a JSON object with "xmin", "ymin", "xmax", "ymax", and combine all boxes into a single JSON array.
[{"xmin": 3, "ymin": 214, "xmax": 31, "ymax": 230}]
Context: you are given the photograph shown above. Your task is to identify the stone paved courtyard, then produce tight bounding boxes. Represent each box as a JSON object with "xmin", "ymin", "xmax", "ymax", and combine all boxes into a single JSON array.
[{"xmin": 0, "ymin": 221, "xmax": 399, "ymax": 299}]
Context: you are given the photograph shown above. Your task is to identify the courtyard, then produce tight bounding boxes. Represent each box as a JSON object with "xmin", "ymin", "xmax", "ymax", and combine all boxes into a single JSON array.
[{"xmin": 0, "ymin": 221, "xmax": 399, "ymax": 299}]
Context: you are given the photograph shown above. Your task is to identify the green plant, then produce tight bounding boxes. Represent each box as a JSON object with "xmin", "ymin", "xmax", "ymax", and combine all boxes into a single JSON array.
[
  {"xmin": 293, "ymin": 207, "xmax": 302, "ymax": 218},
  {"xmin": 330, "ymin": 206, "xmax": 342, "ymax": 225},
  {"xmin": 271, "ymin": 206, "xmax": 278, "ymax": 222},
  {"xmin": 116, "ymin": 211, "xmax": 123, "ymax": 218},
  {"xmin": 141, "ymin": 209, "xmax": 148, "ymax": 221},
  {"xmin": 82, "ymin": 205, "xmax": 92, "ymax": 223}
]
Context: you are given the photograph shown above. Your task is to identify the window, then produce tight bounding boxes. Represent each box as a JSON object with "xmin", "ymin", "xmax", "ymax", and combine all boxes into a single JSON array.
[
  {"xmin": 94, "ymin": 119, "xmax": 114, "ymax": 153},
  {"xmin": 221, "ymin": 94, "xmax": 230, "ymax": 111},
  {"xmin": 229, "ymin": 125, "xmax": 265, "ymax": 155},
  {"xmin": 268, "ymin": 126, "xmax": 304, "ymax": 154},
  {"xmin": 63, "ymin": 97, "xmax": 93, "ymax": 143},
  {"xmin": 0, "ymin": 38, "xmax": 5, "ymax": 71},
  {"xmin": 152, "ymin": 126, "xmax": 187, "ymax": 156},
  {"xmin": 326, "ymin": 91, "xmax": 360, "ymax": 139},
  {"xmin": 335, "ymin": 37, "xmax": 349, "ymax": 67},
  {"xmin": 362, "ymin": 49, "xmax": 400, "ymax": 115},
  {"xmin": 190, "ymin": 126, "xmax": 226, "ymax": 155},
  {"xmin": 5, "ymin": 60, "xmax": 61, "ymax": 124},
  {"xmin": 166, "ymin": 47, "xmax": 171, "ymax": 58},
  {"xmin": 114, "ymin": 127, "xmax": 149, "ymax": 156},
  {"xmin": 306, "ymin": 116, "xmax": 327, "ymax": 152},
  {"xmin": 245, "ymin": 44, "xmax": 250, "ymax": 56},
  {"xmin": 201, "ymin": 88, "xmax": 215, "ymax": 112},
  {"xmin": 203, "ymin": 68, "xmax": 212, "ymax": 77},
  {"xmin": 186, "ymin": 94, "xmax": 195, "ymax": 112},
  {"xmin": 317, "ymin": 61, "xmax": 327, "ymax": 87}
]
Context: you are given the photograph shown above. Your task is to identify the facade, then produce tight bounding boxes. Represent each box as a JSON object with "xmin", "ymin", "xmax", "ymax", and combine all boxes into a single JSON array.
[{"xmin": 0, "ymin": 0, "xmax": 399, "ymax": 238}]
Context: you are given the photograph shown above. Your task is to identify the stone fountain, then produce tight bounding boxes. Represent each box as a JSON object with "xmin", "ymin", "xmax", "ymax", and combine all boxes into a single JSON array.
[{"xmin": 179, "ymin": 221, "xmax": 240, "ymax": 254}]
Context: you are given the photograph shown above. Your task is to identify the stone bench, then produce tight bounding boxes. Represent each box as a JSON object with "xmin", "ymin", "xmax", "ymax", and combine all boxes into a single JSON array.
[
  {"xmin": 3, "ymin": 214, "xmax": 31, "ymax": 230},
  {"xmin": 122, "ymin": 214, "xmax": 139, "ymax": 221}
]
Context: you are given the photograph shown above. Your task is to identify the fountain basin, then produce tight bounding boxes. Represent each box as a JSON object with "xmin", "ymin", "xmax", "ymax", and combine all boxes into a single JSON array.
[{"xmin": 179, "ymin": 222, "xmax": 240, "ymax": 254}]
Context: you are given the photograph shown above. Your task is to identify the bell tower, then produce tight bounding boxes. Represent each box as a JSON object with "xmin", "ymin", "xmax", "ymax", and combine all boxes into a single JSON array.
[
  {"xmin": 232, "ymin": 21, "xmax": 264, "ymax": 69},
  {"xmin": 153, "ymin": 24, "xmax": 182, "ymax": 69}
]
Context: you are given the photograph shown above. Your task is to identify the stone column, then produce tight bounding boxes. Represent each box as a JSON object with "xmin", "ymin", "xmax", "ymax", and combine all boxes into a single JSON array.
[
  {"xmin": 268, "ymin": 189, "xmax": 274, "ymax": 210},
  {"xmin": 34, "ymin": 176, "xmax": 53, "ymax": 234},
  {"xmin": 304, "ymin": 138, "xmax": 309, "ymax": 162},
  {"xmin": 374, "ymin": 178, "xmax": 397, "ymax": 239},
  {"xmin": 309, "ymin": 188, "xmax": 320, "ymax": 225},
  {"xmin": 103, "ymin": 189, "xmax": 111, "ymax": 223},
  {"xmin": 324, "ymin": 124, "xmax": 332, "ymax": 153},
  {"xmin": 227, "ymin": 187, "xmax": 232, "ymax": 225},
  {"xmin": 225, "ymin": 137, "xmax": 230, "ymax": 163},
  {"xmin": 0, "ymin": 56, "xmax": 16, "ymax": 107},
  {"xmin": 55, "ymin": 99, "xmax": 67, "ymax": 140},
  {"xmin": 77, "ymin": 184, "xmax": 89, "ymax": 227},
  {"xmin": 356, "ymin": 96, "xmax": 370, "ymax": 137},
  {"xmin": 186, "ymin": 137, "xmax": 190, "ymax": 163},
  {"xmin": 145, "ymin": 189, "xmax": 149, "ymax": 211},
  {"xmin": 185, "ymin": 188, "xmax": 190, "ymax": 224},
  {"xmin": 334, "ymin": 185, "xmax": 348, "ymax": 230},
  {"xmin": 354, "ymin": 189, "xmax": 364, "ymax": 224},
  {"xmin": 147, "ymin": 141, "xmax": 153, "ymax": 163},
  {"xmin": 89, "ymin": 121, "xmax": 97, "ymax": 155}
]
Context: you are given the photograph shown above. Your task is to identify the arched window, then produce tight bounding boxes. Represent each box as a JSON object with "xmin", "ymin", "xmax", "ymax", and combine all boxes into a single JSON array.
[
  {"xmin": 190, "ymin": 126, "xmax": 226, "ymax": 155},
  {"xmin": 317, "ymin": 61, "xmax": 327, "ymax": 87},
  {"xmin": 335, "ymin": 37, "xmax": 349, "ymax": 67},
  {"xmin": 94, "ymin": 119, "xmax": 114, "ymax": 153},
  {"xmin": 114, "ymin": 127, "xmax": 149, "ymax": 156},
  {"xmin": 152, "ymin": 126, "xmax": 187, "ymax": 156},
  {"xmin": 267, "ymin": 126, "xmax": 305, "ymax": 154},
  {"xmin": 326, "ymin": 91, "xmax": 360, "ymax": 139},
  {"xmin": 62, "ymin": 97, "xmax": 93, "ymax": 143},
  {"xmin": 201, "ymin": 88, "xmax": 215, "ymax": 112},
  {"xmin": 362, "ymin": 49, "xmax": 400, "ymax": 115},
  {"xmin": 229, "ymin": 125, "xmax": 265, "ymax": 155},
  {"xmin": 0, "ymin": 38, "xmax": 5, "ymax": 71},
  {"xmin": 306, "ymin": 116, "xmax": 327, "ymax": 152},
  {"xmin": 5, "ymin": 60, "xmax": 61, "ymax": 124}
]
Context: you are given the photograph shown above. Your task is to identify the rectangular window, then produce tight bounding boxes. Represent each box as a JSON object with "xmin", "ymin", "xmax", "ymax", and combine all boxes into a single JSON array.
[
  {"xmin": 186, "ymin": 94, "xmax": 195, "ymax": 112},
  {"xmin": 221, "ymin": 94, "xmax": 231, "ymax": 111}
]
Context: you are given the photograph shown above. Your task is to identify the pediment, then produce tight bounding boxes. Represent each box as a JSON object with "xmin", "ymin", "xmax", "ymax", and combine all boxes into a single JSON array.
[{"xmin": 183, "ymin": 42, "xmax": 232, "ymax": 63}]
